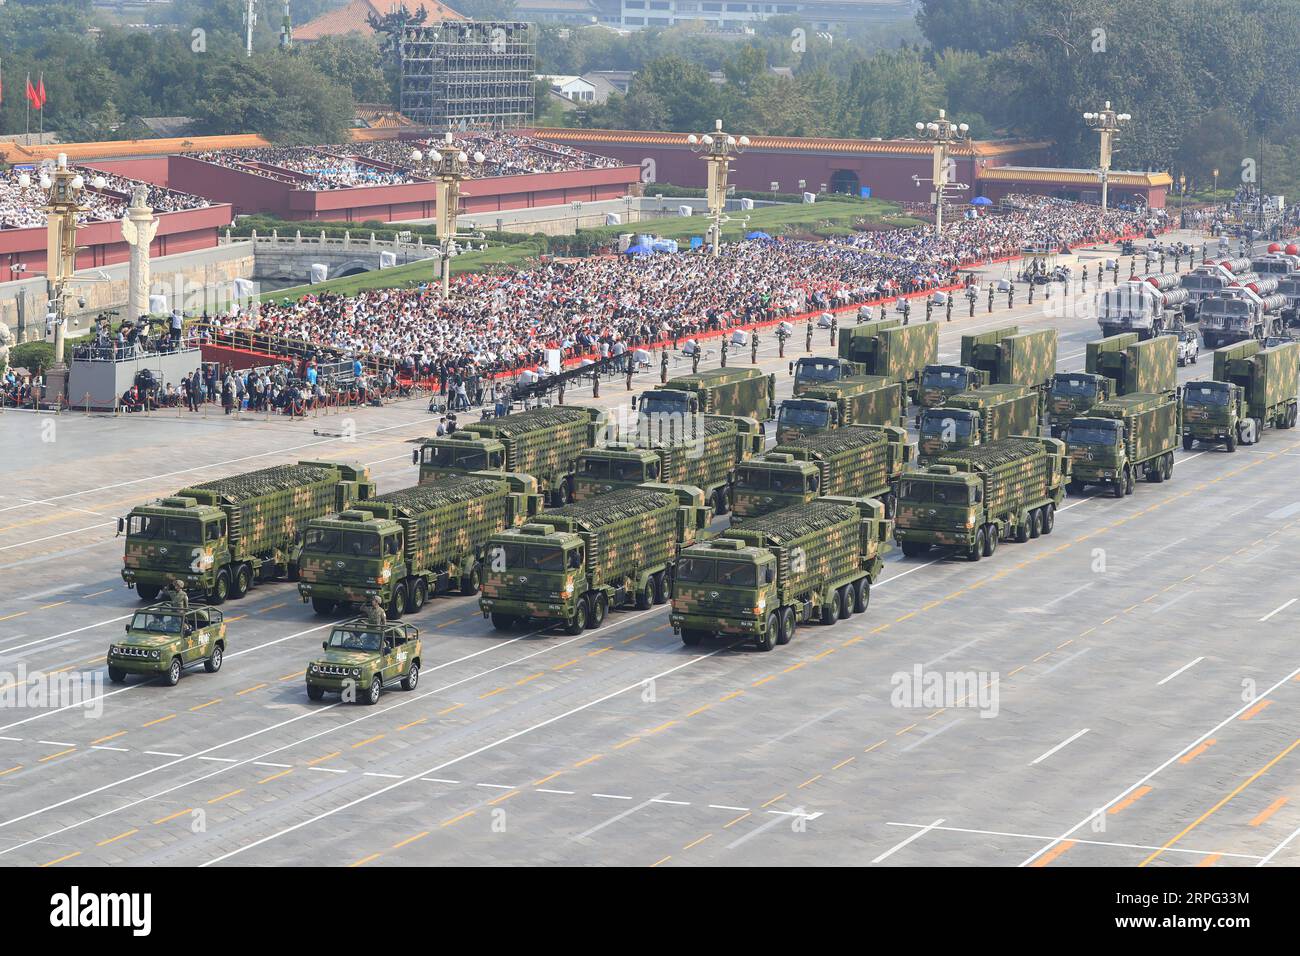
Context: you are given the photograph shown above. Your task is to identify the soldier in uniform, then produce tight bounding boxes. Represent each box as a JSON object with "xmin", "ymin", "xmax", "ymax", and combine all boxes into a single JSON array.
[
  {"xmin": 805, "ymin": 320, "xmax": 813, "ymax": 353},
  {"xmin": 660, "ymin": 350, "xmax": 669, "ymax": 383},
  {"xmin": 830, "ymin": 315, "xmax": 837, "ymax": 346},
  {"xmin": 692, "ymin": 347, "xmax": 701, "ymax": 374},
  {"xmin": 945, "ymin": 296, "xmax": 953, "ymax": 322},
  {"xmin": 168, "ymin": 578, "xmax": 189, "ymax": 611},
  {"xmin": 720, "ymin": 338, "xmax": 728, "ymax": 367},
  {"xmin": 1008, "ymin": 283, "xmax": 1015, "ymax": 308},
  {"xmin": 365, "ymin": 595, "xmax": 387, "ymax": 627},
  {"xmin": 987, "ymin": 285, "xmax": 995, "ymax": 313},
  {"xmin": 750, "ymin": 330, "xmax": 759, "ymax": 364}
]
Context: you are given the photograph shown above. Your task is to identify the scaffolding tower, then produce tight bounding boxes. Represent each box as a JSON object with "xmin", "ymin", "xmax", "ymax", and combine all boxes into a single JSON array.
[{"xmin": 400, "ymin": 22, "xmax": 536, "ymax": 130}]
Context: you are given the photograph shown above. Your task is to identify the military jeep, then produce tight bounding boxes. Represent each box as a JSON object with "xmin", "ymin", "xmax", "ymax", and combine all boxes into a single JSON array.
[
  {"xmin": 305, "ymin": 620, "xmax": 422, "ymax": 705},
  {"xmin": 107, "ymin": 605, "xmax": 227, "ymax": 686}
]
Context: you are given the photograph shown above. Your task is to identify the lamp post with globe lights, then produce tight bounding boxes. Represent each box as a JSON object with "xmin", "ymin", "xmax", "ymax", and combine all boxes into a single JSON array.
[
  {"xmin": 1083, "ymin": 102, "xmax": 1131, "ymax": 212},
  {"xmin": 913, "ymin": 109, "xmax": 969, "ymax": 233},
  {"xmin": 688, "ymin": 120, "xmax": 749, "ymax": 257},
  {"xmin": 413, "ymin": 132, "xmax": 486, "ymax": 298}
]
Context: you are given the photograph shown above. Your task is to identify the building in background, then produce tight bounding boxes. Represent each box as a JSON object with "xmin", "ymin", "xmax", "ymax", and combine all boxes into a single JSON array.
[
  {"xmin": 514, "ymin": 0, "xmax": 603, "ymax": 23},
  {"xmin": 616, "ymin": 0, "xmax": 913, "ymax": 30},
  {"xmin": 295, "ymin": 0, "xmax": 465, "ymax": 43},
  {"xmin": 539, "ymin": 75, "xmax": 599, "ymax": 103},
  {"xmin": 401, "ymin": 21, "xmax": 537, "ymax": 129}
]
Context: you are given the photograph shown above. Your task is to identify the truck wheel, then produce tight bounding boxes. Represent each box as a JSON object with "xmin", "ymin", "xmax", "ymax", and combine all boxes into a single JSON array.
[
  {"xmin": 1041, "ymin": 504, "xmax": 1055, "ymax": 534},
  {"xmin": 681, "ymin": 629, "xmax": 704, "ymax": 647},
  {"xmin": 1254, "ymin": 418, "xmax": 1264, "ymax": 444},
  {"xmin": 968, "ymin": 529, "xmax": 984, "ymax": 562},
  {"xmin": 1111, "ymin": 475, "xmax": 1126, "ymax": 498},
  {"xmin": 1125, "ymin": 469, "xmax": 1136, "ymax": 495},
  {"xmin": 900, "ymin": 542, "xmax": 928, "ymax": 558},
  {"xmin": 1289, "ymin": 404, "xmax": 1298, "ymax": 428},
  {"xmin": 854, "ymin": 579, "xmax": 870, "ymax": 613},
  {"xmin": 164, "ymin": 656, "xmax": 183, "ymax": 687},
  {"xmin": 652, "ymin": 571, "xmax": 668, "ymax": 605},
  {"xmin": 1015, "ymin": 517, "xmax": 1030, "ymax": 543},
  {"xmin": 307, "ymin": 685, "xmax": 325, "ymax": 701},
  {"xmin": 490, "ymin": 613, "xmax": 516, "ymax": 631},
  {"xmin": 1148, "ymin": 460, "xmax": 1163, "ymax": 483},
  {"xmin": 777, "ymin": 607, "xmax": 796, "ymax": 645},
  {"xmin": 589, "ymin": 592, "xmax": 608, "ymax": 628},
  {"xmin": 362, "ymin": 676, "xmax": 382, "ymax": 705},
  {"xmin": 564, "ymin": 597, "xmax": 588, "ymax": 636},
  {"xmin": 882, "ymin": 493, "xmax": 896, "ymax": 518},
  {"xmin": 984, "ymin": 525, "xmax": 998, "ymax": 557},
  {"xmin": 311, "ymin": 597, "xmax": 337, "ymax": 616},
  {"xmin": 210, "ymin": 569, "xmax": 230, "ymax": 605},
  {"xmin": 401, "ymin": 662, "xmax": 420, "ymax": 691},
  {"xmin": 1066, "ymin": 480, "xmax": 1084, "ymax": 496},
  {"xmin": 1029, "ymin": 510, "xmax": 1042, "ymax": 538},
  {"xmin": 203, "ymin": 643, "xmax": 224, "ymax": 673},
  {"xmin": 410, "ymin": 579, "xmax": 427, "ymax": 612},
  {"xmin": 460, "ymin": 565, "xmax": 481, "ymax": 596},
  {"xmin": 388, "ymin": 583, "xmax": 406, "ymax": 620},
  {"xmin": 821, "ymin": 589, "xmax": 841, "ymax": 625},
  {"xmin": 108, "ymin": 666, "xmax": 127, "ymax": 684},
  {"xmin": 231, "ymin": 564, "xmax": 251, "ymax": 599},
  {"xmin": 837, "ymin": 585, "xmax": 853, "ymax": 620},
  {"xmin": 1182, "ymin": 434, "xmax": 1194, "ymax": 451},
  {"xmin": 1225, "ymin": 432, "xmax": 1237, "ymax": 452},
  {"xmin": 635, "ymin": 579, "xmax": 654, "ymax": 610},
  {"xmin": 135, "ymin": 584, "xmax": 160, "ymax": 602},
  {"xmin": 756, "ymin": 613, "xmax": 780, "ymax": 651},
  {"xmin": 1163, "ymin": 455, "xmax": 1174, "ymax": 481}
]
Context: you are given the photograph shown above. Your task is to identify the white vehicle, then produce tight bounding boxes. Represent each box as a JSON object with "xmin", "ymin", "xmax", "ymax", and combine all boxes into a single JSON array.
[{"xmin": 1175, "ymin": 327, "xmax": 1199, "ymax": 366}]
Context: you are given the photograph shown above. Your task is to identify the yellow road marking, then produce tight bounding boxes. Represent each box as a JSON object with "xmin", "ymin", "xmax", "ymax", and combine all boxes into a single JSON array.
[
  {"xmin": 438, "ymin": 704, "xmax": 463, "ymax": 716},
  {"xmin": 645, "ymin": 720, "xmax": 677, "ymax": 735},
  {"xmin": 349, "ymin": 853, "xmax": 382, "ymax": 867},
  {"xmin": 683, "ymin": 833, "xmax": 713, "ymax": 850},
  {"xmin": 797, "ymin": 774, "xmax": 821, "ymax": 789},
  {"xmin": 0, "ymin": 765, "xmax": 22, "ymax": 776},
  {"xmin": 236, "ymin": 683, "xmax": 267, "ymax": 696},
  {"xmin": 515, "ymin": 672, "xmax": 544, "ymax": 686},
  {"xmin": 479, "ymin": 686, "xmax": 507, "ymax": 699},
  {"xmin": 258, "ymin": 769, "xmax": 294, "ymax": 784},
  {"xmin": 142, "ymin": 714, "xmax": 176, "ymax": 727},
  {"xmin": 533, "ymin": 771, "xmax": 564, "ymax": 786},
  {"xmin": 39, "ymin": 601, "xmax": 68, "ymax": 610},
  {"xmin": 832, "ymin": 756, "xmax": 855, "ymax": 770},
  {"xmin": 257, "ymin": 602, "xmax": 287, "ymax": 613},
  {"xmin": 1240, "ymin": 699, "xmax": 1273, "ymax": 721},
  {"xmin": 553, "ymin": 658, "xmax": 581, "ymax": 670},
  {"xmin": 189, "ymin": 698, "xmax": 221, "ymax": 711},
  {"xmin": 752, "ymin": 675, "xmax": 775, "ymax": 687},
  {"xmin": 651, "ymin": 855, "xmax": 672, "ymax": 867},
  {"xmin": 895, "ymin": 724, "xmax": 916, "ymax": 736},
  {"xmin": 207, "ymin": 788, "xmax": 244, "ymax": 804},
  {"xmin": 91, "ymin": 731, "xmax": 127, "ymax": 745},
  {"xmin": 153, "ymin": 808, "xmax": 191, "ymax": 825},
  {"xmin": 761, "ymin": 793, "xmax": 787, "ymax": 808},
  {"xmin": 1249, "ymin": 797, "xmax": 1288, "ymax": 827},
  {"xmin": 307, "ymin": 751, "xmax": 340, "ymax": 766},
  {"xmin": 488, "ymin": 790, "xmax": 520, "ymax": 806},
  {"xmin": 96, "ymin": 829, "xmax": 138, "ymax": 847},
  {"xmin": 685, "ymin": 704, "xmax": 712, "ymax": 718},
  {"xmin": 0, "ymin": 612, "xmax": 27, "ymax": 623},
  {"xmin": 352, "ymin": 734, "xmax": 385, "ymax": 749},
  {"xmin": 278, "ymin": 670, "xmax": 304, "ymax": 681},
  {"xmin": 41, "ymin": 851, "xmax": 82, "ymax": 867},
  {"xmin": 1109, "ymin": 786, "xmax": 1154, "ymax": 815},
  {"xmin": 587, "ymin": 647, "xmax": 611, "ymax": 658},
  {"xmin": 724, "ymin": 812, "xmax": 751, "ymax": 828},
  {"xmin": 613, "ymin": 737, "xmax": 641, "ymax": 750},
  {"xmin": 622, "ymin": 632, "xmax": 647, "ymax": 644},
  {"xmin": 719, "ymin": 690, "xmax": 744, "ymax": 702},
  {"xmin": 864, "ymin": 739, "xmax": 887, "ymax": 753},
  {"xmin": 1030, "ymin": 840, "xmax": 1075, "ymax": 867},
  {"xmin": 1179, "ymin": 739, "xmax": 1216, "ymax": 764},
  {"xmin": 39, "ymin": 748, "xmax": 76, "ymax": 762},
  {"xmin": 397, "ymin": 717, "xmax": 426, "ymax": 730},
  {"xmin": 1196, "ymin": 853, "xmax": 1222, "ymax": 868},
  {"xmin": 392, "ymin": 831, "xmax": 430, "ymax": 849},
  {"xmin": 441, "ymin": 809, "xmax": 476, "ymax": 827},
  {"xmin": 573, "ymin": 754, "xmax": 603, "ymax": 768}
]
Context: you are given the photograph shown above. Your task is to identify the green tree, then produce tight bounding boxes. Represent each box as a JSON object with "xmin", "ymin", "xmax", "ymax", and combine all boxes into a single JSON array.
[{"xmin": 191, "ymin": 54, "xmax": 355, "ymax": 144}]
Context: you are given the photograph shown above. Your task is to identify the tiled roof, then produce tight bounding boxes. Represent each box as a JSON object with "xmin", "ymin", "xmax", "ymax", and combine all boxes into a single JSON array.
[
  {"xmin": 295, "ymin": 0, "xmax": 464, "ymax": 42},
  {"xmin": 980, "ymin": 165, "xmax": 1172, "ymax": 187}
]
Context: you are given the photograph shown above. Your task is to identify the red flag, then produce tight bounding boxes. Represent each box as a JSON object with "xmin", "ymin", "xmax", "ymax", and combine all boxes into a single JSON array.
[
  {"xmin": 26, "ymin": 75, "xmax": 40, "ymax": 109},
  {"xmin": 36, "ymin": 75, "xmax": 46, "ymax": 108}
]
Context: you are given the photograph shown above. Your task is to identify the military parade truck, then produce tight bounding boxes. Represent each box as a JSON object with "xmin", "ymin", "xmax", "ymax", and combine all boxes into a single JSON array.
[
  {"xmin": 1066, "ymin": 393, "xmax": 1181, "ymax": 497},
  {"xmin": 479, "ymin": 484, "xmax": 708, "ymax": 634},
  {"xmin": 1197, "ymin": 279, "xmax": 1286, "ymax": 349},
  {"xmin": 297, "ymin": 474, "xmax": 541, "ymax": 618},
  {"xmin": 414, "ymin": 405, "xmax": 605, "ymax": 506},
  {"xmin": 961, "ymin": 327, "xmax": 1058, "ymax": 414},
  {"xmin": 776, "ymin": 375, "xmax": 905, "ymax": 442},
  {"xmin": 573, "ymin": 415, "xmax": 763, "ymax": 515},
  {"xmin": 1096, "ymin": 275, "xmax": 1189, "ymax": 338},
  {"xmin": 893, "ymin": 437, "xmax": 1069, "ymax": 561},
  {"xmin": 1048, "ymin": 334, "xmax": 1178, "ymax": 436},
  {"xmin": 1182, "ymin": 341, "xmax": 1300, "ymax": 450},
  {"xmin": 671, "ymin": 497, "xmax": 892, "ymax": 651},
  {"xmin": 119, "ymin": 461, "xmax": 375, "ymax": 604},
  {"xmin": 917, "ymin": 363, "xmax": 987, "ymax": 414},
  {"xmin": 836, "ymin": 318, "xmax": 938, "ymax": 401},
  {"xmin": 732, "ymin": 425, "xmax": 911, "ymax": 522},
  {"xmin": 792, "ymin": 355, "xmax": 862, "ymax": 395},
  {"xmin": 107, "ymin": 604, "xmax": 227, "ymax": 686},
  {"xmin": 917, "ymin": 384, "xmax": 1040, "ymax": 466},
  {"xmin": 1179, "ymin": 260, "xmax": 1250, "ymax": 323},
  {"xmin": 637, "ymin": 367, "xmax": 776, "ymax": 425},
  {"xmin": 305, "ymin": 620, "xmax": 422, "ymax": 705}
]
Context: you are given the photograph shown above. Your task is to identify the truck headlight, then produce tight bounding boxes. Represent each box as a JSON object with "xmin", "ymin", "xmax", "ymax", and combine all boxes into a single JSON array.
[
  {"xmin": 151, "ymin": 649, "xmax": 160, "ymax": 659},
  {"xmin": 351, "ymin": 668, "xmax": 361, "ymax": 678},
  {"xmin": 308, "ymin": 663, "xmax": 317, "ymax": 674}
]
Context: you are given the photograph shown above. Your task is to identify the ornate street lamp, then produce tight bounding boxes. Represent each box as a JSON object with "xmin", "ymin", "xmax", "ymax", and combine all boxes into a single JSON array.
[{"xmin": 688, "ymin": 120, "xmax": 750, "ymax": 257}]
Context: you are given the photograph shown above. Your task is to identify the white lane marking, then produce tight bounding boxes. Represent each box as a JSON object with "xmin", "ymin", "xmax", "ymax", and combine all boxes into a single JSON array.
[
  {"xmin": 475, "ymin": 783, "xmax": 516, "ymax": 790},
  {"xmin": 253, "ymin": 762, "xmax": 292, "ymax": 768},
  {"xmin": 1030, "ymin": 728, "xmax": 1090, "ymax": 765},
  {"xmin": 709, "ymin": 804, "xmax": 750, "ymax": 812},
  {"xmin": 536, "ymin": 788, "xmax": 575, "ymax": 795},
  {"xmin": 1257, "ymin": 823, "xmax": 1300, "ymax": 867},
  {"xmin": 364, "ymin": 772, "xmax": 401, "ymax": 779},
  {"xmin": 0, "ymin": 614, "xmax": 133, "ymax": 656},
  {"xmin": 421, "ymin": 778, "xmax": 460, "ymax": 784},
  {"xmin": 592, "ymin": 793, "xmax": 632, "ymax": 800},
  {"xmin": 1259, "ymin": 598, "xmax": 1297, "ymax": 622},
  {"xmin": 143, "ymin": 751, "xmax": 183, "ymax": 757},
  {"xmin": 1041, "ymin": 582, "xmax": 1093, "ymax": 609},
  {"xmin": 649, "ymin": 798, "xmax": 691, "ymax": 806},
  {"xmin": 728, "ymin": 812, "xmax": 797, "ymax": 849},
  {"xmin": 872, "ymin": 818, "xmax": 946, "ymax": 863},
  {"xmin": 575, "ymin": 793, "xmax": 670, "ymax": 840},
  {"xmin": 1020, "ymin": 662, "xmax": 1300, "ymax": 867},
  {"xmin": 1151, "ymin": 591, "xmax": 1193, "ymax": 614},
  {"xmin": 0, "ymin": 522, "xmax": 117, "ymax": 552},
  {"xmin": 886, "ymin": 821, "xmax": 1260, "ymax": 861},
  {"xmin": 1156, "ymin": 657, "xmax": 1205, "ymax": 686}
]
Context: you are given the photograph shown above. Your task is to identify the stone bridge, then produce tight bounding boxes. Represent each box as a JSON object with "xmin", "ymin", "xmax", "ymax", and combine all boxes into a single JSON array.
[{"xmin": 220, "ymin": 230, "xmax": 437, "ymax": 284}]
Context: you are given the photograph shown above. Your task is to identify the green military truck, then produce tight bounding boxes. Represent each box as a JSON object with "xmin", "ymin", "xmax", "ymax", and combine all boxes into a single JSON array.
[
  {"xmin": 479, "ymin": 484, "xmax": 708, "ymax": 634},
  {"xmin": 894, "ymin": 437, "xmax": 1070, "ymax": 561},
  {"xmin": 1066, "ymin": 392, "xmax": 1181, "ymax": 497},
  {"xmin": 917, "ymin": 384, "xmax": 1040, "ymax": 466},
  {"xmin": 573, "ymin": 415, "xmax": 763, "ymax": 515},
  {"xmin": 1049, "ymin": 334, "xmax": 1178, "ymax": 437},
  {"xmin": 671, "ymin": 497, "xmax": 892, "ymax": 651},
  {"xmin": 637, "ymin": 367, "xmax": 776, "ymax": 425},
  {"xmin": 963, "ymin": 327, "xmax": 1058, "ymax": 415},
  {"xmin": 792, "ymin": 355, "xmax": 862, "ymax": 396},
  {"xmin": 1182, "ymin": 341, "xmax": 1300, "ymax": 450},
  {"xmin": 414, "ymin": 406, "xmax": 605, "ymax": 506},
  {"xmin": 918, "ymin": 364, "xmax": 988, "ymax": 413},
  {"xmin": 297, "ymin": 474, "xmax": 542, "ymax": 618},
  {"xmin": 119, "ymin": 461, "xmax": 375, "ymax": 604},
  {"xmin": 776, "ymin": 375, "xmax": 905, "ymax": 442},
  {"xmin": 305, "ymin": 619, "xmax": 422, "ymax": 705},
  {"xmin": 107, "ymin": 604, "xmax": 227, "ymax": 686},
  {"xmin": 835, "ymin": 318, "xmax": 938, "ymax": 401},
  {"xmin": 732, "ymin": 425, "xmax": 911, "ymax": 522}
]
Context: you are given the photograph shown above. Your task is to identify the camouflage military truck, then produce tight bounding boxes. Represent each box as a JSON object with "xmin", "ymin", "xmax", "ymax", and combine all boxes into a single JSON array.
[
  {"xmin": 962, "ymin": 328, "xmax": 1058, "ymax": 414},
  {"xmin": 1048, "ymin": 334, "xmax": 1178, "ymax": 436},
  {"xmin": 107, "ymin": 604, "xmax": 227, "ymax": 686},
  {"xmin": 732, "ymin": 425, "xmax": 911, "ymax": 522},
  {"xmin": 414, "ymin": 406, "xmax": 605, "ymax": 506},
  {"xmin": 894, "ymin": 437, "xmax": 1069, "ymax": 561},
  {"xmin": 479, "ymin": 484, "xmax": 709, "ymax": 633},
  {"xmin": 573, "ymin": 415, "xmax": 762, "ymax": 516},
  {"xmin": 671, "ymin": 497, "xmax": 892, "ymax": 651},
  {"xmin": 960, "ymin": 325, "xmax": 1020, "ymax": 369},
  {"xmin": 119, "ymin": 461, "xmax": 375, "ymax": 604},
  {"xmin": 837, "ymin": 318, "xmax": 938, "ymax": 401},
  {"xmin": 917, "ymin": 384, "xmax": 1040, "ymax": 466},
  {"xmin": 792, "ymin": 355, "xmax": 865, "ymax": 395},
  {"xmin": 776, "ymin": 376, "xmax": 906, "ymax": 442},
  {"xmin": 305, "ymin": 620, "xmax": 422, "ymax": 705},
  {"xmin": 917, "ymin": 363, "xmax": 988, "ymax": 415},
  {"xmin": 637, "ymin": 367, "xmax": 776, "ymax": 425},
  {"xmin": 1182, "ymin": 341, "xmax": 1299, "ymax": 450},
  {"xmin": 297, "ymin": 474, "xmax": 542, "ymax": 618},
  {"xmin": 1066, "ymin": 392, "xmax": 1181, "ymax": 497}
]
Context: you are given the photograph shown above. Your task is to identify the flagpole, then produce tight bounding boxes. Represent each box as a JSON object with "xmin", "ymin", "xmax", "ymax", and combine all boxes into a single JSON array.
[
  {"xmin": 25, "ymin": 72, "xmax": 30, "ymax": 146},
  {"xmin": 38, "ymin": 71, "xmax": 44, "ymax": 139}
]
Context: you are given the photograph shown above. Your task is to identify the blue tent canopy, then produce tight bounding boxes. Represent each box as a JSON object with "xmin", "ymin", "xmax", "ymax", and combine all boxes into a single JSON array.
[
  {"xmin": 624, "ymin": 244, "xmax": 653, "ymax": 255},
  {"xmin": 746, "ymin": 231, "xmax": 772, "ymax": 240},
  {"xmin": 970, "ymin": 196, "xmax": 993, "ymax": 206}
]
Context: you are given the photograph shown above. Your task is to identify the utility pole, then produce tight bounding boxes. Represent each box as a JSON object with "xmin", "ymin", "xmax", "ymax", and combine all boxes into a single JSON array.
[
  {"xmin": 914, "ymin": 109, "xmax": 969, "ymax": 233},
  {"xmin": 1083, "ymin": 102, "xmax": 1131, "ymax": 212},
  {"xmin": 244, "ymin": 0, "xmax": 258, "ymax": 57}
]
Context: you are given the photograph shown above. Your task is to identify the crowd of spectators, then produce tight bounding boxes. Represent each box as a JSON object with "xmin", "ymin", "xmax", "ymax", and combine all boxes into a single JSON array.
[{"xmin": 0, "ymin": 166, "xmax": 209, "ymax": 231}]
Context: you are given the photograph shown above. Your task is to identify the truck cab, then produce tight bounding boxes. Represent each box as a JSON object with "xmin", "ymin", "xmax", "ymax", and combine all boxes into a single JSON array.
[
  {"xmin": 297, "ymin": 511, "xmax": 405, "ymax": 615},
  {"xmin": 776, "ymin": 397, "xmax": 838, "ymax": 440},
  {"xmin": 479, "ymin": 525, "xmax": 586, "ymax": 631},
  {"xmin": 671, "ymin": 538, "xmax": 776, "ymax": 636},
  {"xmin": 1181, "ymin": 380, "xmax": 1243, "ymax": 450},
  {"xmin": 792, "ymin": 356, "xmax": 859, "ymax": 395},
  {"xmin": 893, "ymin": 469, "xmax": 984, "ymax": 556},
  {"xmin": 108, "ymin": 604, "xmax": 227, "ymax": 686},
  {"xmin": 574, "ymin": 446, "xmax": 662, "ymax": 497},
  {"xmin": 917, "ymin": 408, "xmax": 981, "ymax": 462},
  {"xmin": 919, "ymin": 364, "xmax": 981, "ymax": 410},
  {"xmin": 119, "ymin": 498, "xmax": 229, "ymax": 602},
  {"xmin": 306, "ymin": 620, "xmax": 422, "ymax": 705},
  {"xmin": 1064, "ymin": 417, "xmax": 1126, "ymax": 489},
  {"xmin": 731, "ymin": 456, "xmax": 820, "ymax": 520},
  {"xmin": 414, "ymin": 433, "xmax": 506, "ymax": 482},
  {"xmin": 1049, "ymin": 372, "xmax": 1110, "ymax": 436}
]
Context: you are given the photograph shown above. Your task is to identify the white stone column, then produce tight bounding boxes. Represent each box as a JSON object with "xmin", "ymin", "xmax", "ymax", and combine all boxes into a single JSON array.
[{"xmin": 121, "ymin": 186, "xmax": 159, "ymax": 323}]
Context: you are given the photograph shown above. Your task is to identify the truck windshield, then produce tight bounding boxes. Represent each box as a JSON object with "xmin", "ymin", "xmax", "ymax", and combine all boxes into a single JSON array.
[
  {"xmin": 129, "ymin": 611, "xmax": 183, "ymax": 634},
  {"xmin": 1184, "ymin": 384, "xmax": 1230, "ymax": 406},
  {"xmin": 923, "ymin": 367, "xmax": 967, "ymax": 390},
  {"xmin": 1069, "ymin": 423, "xmax": 1120, "ymax": 445},
  {"xmin": 676, "ymin": 557, "xmax": 715, "ymax": 583},
  {"xmin": 716, "ymin": 560, "xmax": 756, "ymax": 587},
  {"xmin": 795, "ymin": 359, "xmax": 841, "ymax": 383},
  {"xmin": 899, "ymin": 480, "xmax": 973, "ymax": 505},
  {"xmin": 739, "ymin": 468, "xmax": 807, "ymax": 494},
  {"xmin": 778, "ymin": 404, "xmax": 829, "ymax": 428},
  {"xmin": 919, "ymin": 413, "xmax": 974, "ymax": 438},
  {"xmin": 638, "ymin": 393, "xmax": 690, "ymax": 418},
  {"xmin": 492, "ymin": 543, "xmax": 566, "ymax": 572},
  {"xmin": 579, "ymin": 458, "xmax": 608, "ymax": 478},
  {"xmin": 423, "ymin": 445, "xmax": 488, "ymax": 470},
  {"xmin": 327, "ymin": 628, "xmax": 383, "ymax": 652},
  {"xmin": 127, "ymin": 515, "xmax": 202, "ymax": 543},
  {"xmin": 1053, "ymin": 375, "xmax": 1096, "ymax": 399},
  {"xmin": 303, "ymin": 529, "xmax": 381, "ymax": 557}
]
